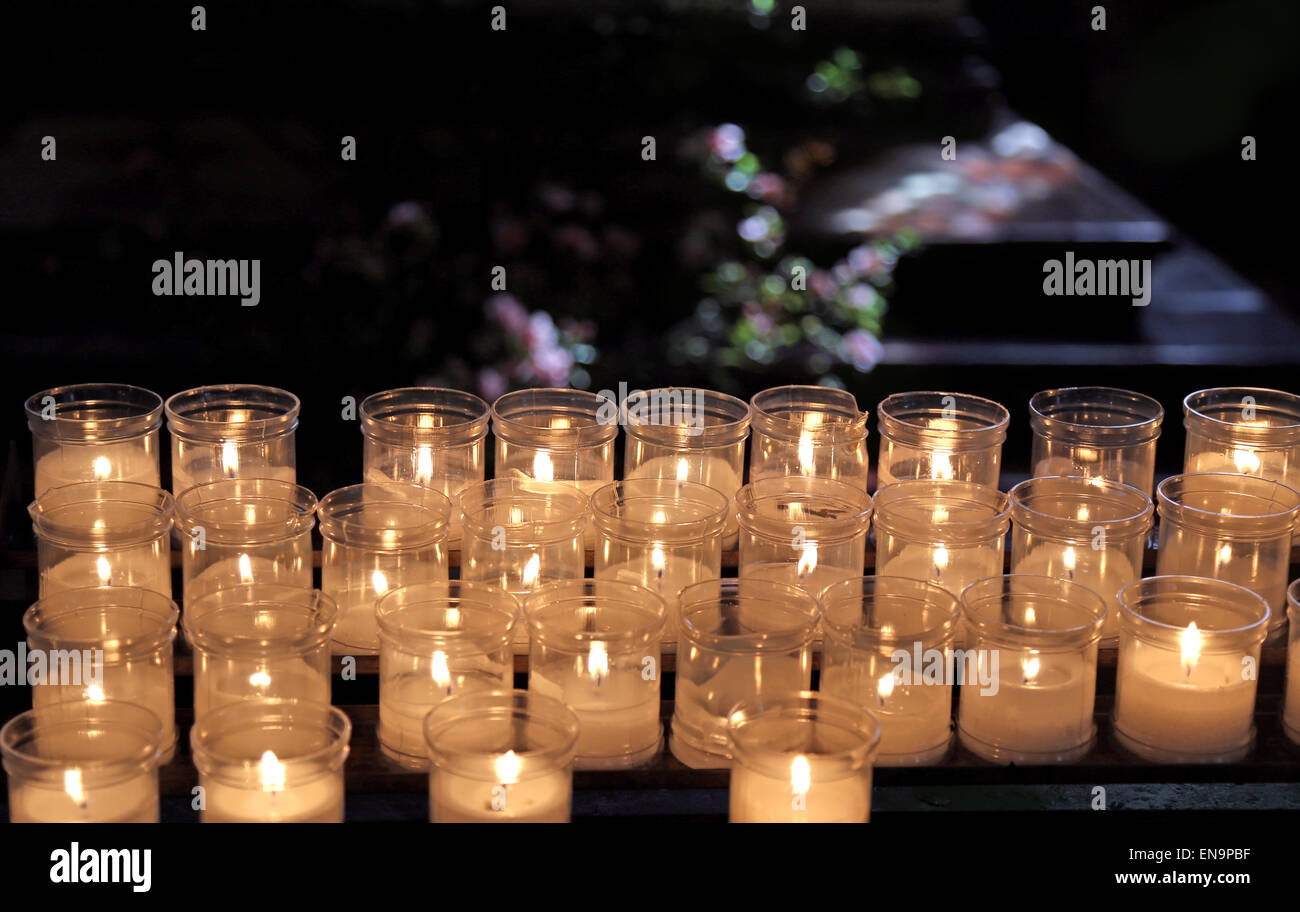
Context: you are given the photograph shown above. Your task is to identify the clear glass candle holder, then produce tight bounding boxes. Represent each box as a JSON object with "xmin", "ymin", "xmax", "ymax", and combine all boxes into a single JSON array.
[
  {"xmin": 424, "ymin": 689, "xmax": 580, "ymax": 823},
  {"xmin": 820, "ymin": 576, "xmax": 960, "ymax": 766},
  {"xmin": 1010, "ymin": 476, "xmax": 1153, "ymax": 642},
  {"xmin": 1285, "ymin": 579, "xmax": 1300, "ymax": 747},
  {"xmin": 318, "ymin": 482, "xmax": 451, "ymax": 654},
  {"xmin": 1155, "ymin": 473, "xmax": 1299, "ymax": 641},
  {"xmin": 24, "ymin": 586, "xmax": 179, "ymax": 763},
  {"xmin": 670, "ymin": 578, "xmax": 820, "ymax": 769},
  {"xmin": 190, "ymin": 698, "xmax": 350, "ymax": 823},
  {"xmin": 1030, "ymin": 387, "xmax": 1164, "ymax": 496},
  {"xmin": 726, "ymin": 692, "xmax": 881, "ymax": 823},
  {"xmin": 458, "ymin": 479, "xmax": 588, "ymax": 649},
  {"xmin": 622, "ymin": 387, "xmax": 750, "ymax": 547},
  {"xmin": 183, "ymin": 584, "xmax": 336, "ymax": 721},
  {"xmin": 1114, "ymin": 576, "xmax": 1269, "ymax": 763},
  {"xmin": 30, "ymin": 481, "xmax": 173, "ymax": 598},
  {"xmin": 376, "ymin": 581, "xmax": 519, "ymax": 770},
  {"xmin": 524, "ymin": 579, "xmax": 667, "ymax": 770},
  {"xmin": 591, "ymin": 479, "xmax": 728, "ymax": 645},
  {"xmin": 873, "ymin": 480, "xmax": 1011, "ymax": 645},
  {"xmin": 26, "ymin": 383, "xmax": 163, "ymax": 497},
  {"xmin": 957, "ymin": 575, "xmax": 1106, "ymax": 764},
  {"xmin": 360, "ymin": 387, "xmax": 490, "ymax": 549},
  {"xmin": 174, "ymin": 478, "xmax": 316, "ymax": 608},
  {"xmin": 492, "ymin": 388, "xmax": 618, "ymax": 549},
  {"xmin": 876, "ymin": 391, "xmax": 1010, "ymax": 489},
  {"xmin": 1183, "ymin": 387, "xmax": 1300, "ymax": 494},
  {"xmin": 749, "ymin": 385, "xmax": 869, "ymax": 488},
  {"xmin": 165, "ymin": 384, "xmax": 299, "ymax": 495},
  {"xmin": 736, "ymin": 477, "xmax": 872, "ymax": 600},
  {"xmin": 1, "ymin": 700, "xmax": 163, "ymax": 823}
]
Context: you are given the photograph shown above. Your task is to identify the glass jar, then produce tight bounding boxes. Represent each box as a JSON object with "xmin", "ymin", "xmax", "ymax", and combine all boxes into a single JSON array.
[
  {"xmin": 591, "ymin": 479, "xmax": 728, "ymax": 644},
  {"xmin": 736, "ymin": 476, "xmax": 872, "ymax": 600},
  {"xmin": 749, "ymin": 385, "xmax": 869, "ymax": 488},
  {"xmin": 458, "ymin": 478, "xmax": 588, "ymax": 648},
  {"xmin": 1284, "ymin": 580, "xmax": 1300, "ymax": 747},
  {"xmin": 424, "ymin": 689, "xmax": 580, "ymax": 823},
  {"xmin": 190, "ymin": 699, "xmax": 350, "ymax": 823},
  {"xmin": 820, "ymin": 576, "xmax": 960, "ymax": 766},
  {"xmin": 26, "ymin": 383, "xmax": 163, "ymax": 497},
  {"xmin": 360, "ymin": 387, "xmax": 490, "ymax": 548},
  {"xmin": 492, "ymin": 388, "xmax": 617, "ymax": 549},
  {"xmin": 957, "ymin": 575, "xmax": 1106, "ymax": 764},
  {"xmin": 670, "ymin": 578, "xmax": 820, "ymax": 769},
  {"xmin": 30, "ymin": 481, "xmax": 173, "ymax": 598},
  {"xmin": 876, "ymin": 391, "xmax": 1010, "ymax": 489},
  {"xmin": 873, "ymin": 480, "xmax": 1011, "ymax": 645},
  {"xmin": 622, "ymin": 387, "xmax": 750, "ymax": 547},
  {"xmin": 1010, "ymin": 476, "xmax": 1153, "ymax": 642},
  {"xmin": 1114, "ymin": 576, "xmax": 1269, "ymax": 763},
  {"xmin": 1030, "ymin": 386, "xmax": 1164, "ymax": 496},
  {"xmin": 1183, "ymin": 387, "xmax": 1300, "ymax": 494},
  {"xmin": 174, "ymin": 478, "xmax": 316, "ymax": 607},
  {"xmin": 376, "ymin": 581, "xmax": 519, "ymax": 770},
  {"xmin": 165, "ymin": 384, "xmax": 299, "ymax": 495},
  {"xmin": 1, "ymin": 700, "xmax": 163, "ymax": 823},
  {"xmin": 1155, "ymin": 473, "xmax": 1299, "ymax": 641},
  {"xmin": 183, "ymin": 584, "xmax": 336, "ymax": 721},
  {"xmin": 726, "ymin": 692, "xmax": 881, "ymax": 823},
  {"xmin": 318, "ymin": 482, "xmax": 451, "ymax": 653},
  {"xmin": 524, "ymin": 579, "xmax": 667, "ymax": 770},
  {"xmin": 24, "ymin": 586, "xmax": 179, "ymax": 763}
]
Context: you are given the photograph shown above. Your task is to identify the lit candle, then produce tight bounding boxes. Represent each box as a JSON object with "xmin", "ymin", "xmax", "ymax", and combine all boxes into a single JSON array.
[
  {"xmin": 166, "ymin": 384, "xmax": 300, "ymax": 495},
  {"xmin": 26, "ymin": 384, "xmax": 163, "ymax": 497}
]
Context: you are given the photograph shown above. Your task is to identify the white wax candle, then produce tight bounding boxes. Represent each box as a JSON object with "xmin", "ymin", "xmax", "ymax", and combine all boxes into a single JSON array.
[
  {"xmin": 1115, "ymin": 644, "xmax": 1256, "ymax": 756},
  {"xmin": 203, "ymin": 772, "xmax": 343, "ymax": 823},
  {"xmin": 363, "ymin": 464, "xmax": 469, "ymax": 547},
  {"xmin": 430, "ymin": 768, "xmax": 571, "ymax": 823},
  {"xmin": 9, "ymin": 771, "xmax": 158, "ymax": 823},
  {"xmin": 878, "ymin": 543, "xmax": 1002, "ymax": 645},
  {"xmin": 195, "ymin": 657, "xmax": 328, "ymax": 720},
  {"xmin": 33, "ymin": 667, "xmax": 176, "ymax": 762},
  {"xmin": 959, "ymin": 652, "xmax": 1095, "ymax": 760},
  {"xmin": 379, "ymin": 665, "xmax": 510, "ymax": 767},
  {"xmin": 597, "ymin": 554, "xmax": 711, "ymax": 647},
  {"xmin": 501, "ymin": 468, "xmax": 602, "ymax": 548},
  {"xmin": 1012, "ymin": 546, "xmax": 1135, "ymax": 639},
  {"xmin": 530, "ymin": 665, "xmax": 660, "ymax": 767},
  {"xmin": 40, "ymin": 551, "xmax": 171, "ymax": 599},
  {"xmin": 187, "ymin": 553, "xmax": 311, "ymax": 604},
  {"xmin": 729, "ymin": 759, "xmax": 871, "ymax": 823},
  {"xmin": 820, "ymin": 664, "xmax": 951, "ymax": 763},
  {"xmin": 624, "ymin": 454, "xmax": 743, "ymax": 544},
  {"xmin": 34, "ymin": 444, "xmax": 158, "ymax": 498},
  {"xmin": 172, "ymin": 455, "xmax": 294, "ymax": 497}
]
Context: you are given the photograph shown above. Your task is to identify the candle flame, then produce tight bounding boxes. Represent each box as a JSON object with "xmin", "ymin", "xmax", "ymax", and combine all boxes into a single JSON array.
[
  {"xmin": 797, "ymin": 542, "xmax": 818, "ymax": 579},
  {"xmin": 931, "ymin": 452, "xmax": 953, "ymax": 480},
  {"xmin": 64, "ymin": 769, "xmax": 86, "ymax": 807},
  {"xmin": 372, "ymin": 569, "xmax": 389, "ymax": 595},
  {"xmin": 84, "ymin": 683, "xmax": 106, "ymax": 703},
  {"xmin": 95, "ymin": 556, "xmax": 113, "ymax": 585},
  {"xmin": 532, "ymin": 451, "xmax": 554, "ymax": 482},
  {"xmin": 790, "ymin": 755, "xmax": 811, "ymax": 796},
  {"xmin": 932, "ymin": 545, "xmax": 949, "ymax": 578},
  {"xmin": 877, "ymin": 671, "xmax": 896, "ymax": 702},
  {"xmin": 431, "ymin": 650, "xmax": 452, "ymax": 693},
  {"xmin": 238, "ymin": 553, "xmax": 254, "ymax": 584},
  {"xmin": 445, "ymin": 607, "xmax": 462, "ymax": 629},
  {"xmin": 651, "ymin": 545, "xmax": 665, "ymax": 574},
  {"xmin": 1215, "ymin": 543, "xmax": 1232, "ymax": 569},
  {"xmin": 932, "ymin": 504, "xmax": 949, "ymax": 524},
  {"xmin": 92, "ymin": 456, "xmax": 112, "ymax": 481},
  {"xmin": 588, "ymin": 640, "xmax": 609, "ymax": 685},
  {"xmin": 496, "ymin": 749, "xmax": 521, "ymax": 785},
  {"xmin": 1181, "ymin": 621, "xmax": 1201, "ymax": 675},
  {"xmin": 1076, "ymin": 504, "xmax": 1090, "ymax": 522},
  {"xmin": 797, "ymin": 432, "xmax": 815, "ymax": 475},
  {"xmin": 249, "ymin": 669, "xmax": 271, "ymax": 688},
  {"xmin": 1233, "ymin": 449, "xmax": 1261, "ymax": 475},
  {"xmin": 259, "ymin": 750, "xmax": 286, "ymax": 793},
  {"xmin": 221, "ymin": 440, "xmax": 240, "ymax": 476},
  {"xmin": 521, "ymin": 553, "xmax": 541, "ymax": 588},
  {"xmin": 415, "ymin": 445, "xmax": 434, "ymax": 485},
  {"xmin": 1063, "ymin": 546, "xmax": 1076, "ymax": 578},
  {"xmin": 675, "ymin": 457, "xmax": 690, "ymax": 482},
  {"xmin": 1022, "ymin": 655, "xmax": 1040, "ymax": 684}
]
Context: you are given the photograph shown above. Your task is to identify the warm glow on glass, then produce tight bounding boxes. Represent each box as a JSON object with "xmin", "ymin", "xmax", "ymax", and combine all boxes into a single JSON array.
[
  {"xmin": 221, "ymin": 440, "xmax": 240, "ymax": 476},
  {"xmin": 496, "ymin": 749, "xmax": 520, "ymax": 785},
  {"xmin": 92, "ymin": 456, "xmax": 112, "ymax": 481},
  {"xmin": 532, "ymin": 451, "xmax": 555, "ymax": 482}
]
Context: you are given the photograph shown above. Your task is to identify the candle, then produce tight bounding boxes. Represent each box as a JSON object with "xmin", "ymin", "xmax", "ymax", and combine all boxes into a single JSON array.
[
  {"xmin": 749, "ymin": 385, "xmax": 870, "ymax": 488},
  {"xmin": 875, "ymin": 391, "xmax": 1009, "ymax": 490},
  {"xmin": 424, "ymin": 690, "xmax": 580, "ymax": 823},
  {"xmin": 624, "ymin": 455, "xmax": 742, "ymax": 543},
  {"xmin": 820, "ymin": 577, "xmax": 960, "ymax": 765},
  {"xmin": 1113, "ymin": 576, "xmax": 1268, "ymax": 762},
  {"xmin": 957, "ymin": 575, "xmax": 1105, "ymax": 764},
  {"xmin": 1183, "ymin": 387, "xmax": 1300, "ymax": 496},
  {"xmin": 26, "ymin": 383, "xmax": 163, "ymax": 497},
  {"xmin": 165, "ymin": 384, "xmax": 299, "ymax": 495},
  {"xmin": 376, "ymin": 581, "xmax": 518, "ymax": 769},
  {"xmin": 525, "ymin": 580, "xmax": 666, "ymax": 769},
  {"xmin": 1, "ymin": 701, "xmax": 163, "ymax": 823},
  {"xmin": 726, "ymin": 693, "xmax": 880, "ymax": 823},
  {"xmin": 191, "ymin": 700, "xmax": 351, "ymax": 823},
  {"xmin": 1029, "ymin": 387, "xmax": 1164, "ymax": 496}
]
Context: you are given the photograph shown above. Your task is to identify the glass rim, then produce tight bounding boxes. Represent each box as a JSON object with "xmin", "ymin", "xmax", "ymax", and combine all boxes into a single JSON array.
[
  {"xmin": 678, "ymin": 578, "xmax": 821, "ymax": 649},
  {"xmin": 1029, "ymin": 385, "xmax": 1164, "ymax": 443},
  {"xmin": 876, "ymin": 390, "xmax": 1010, "ymax": 448},
  {"xmin": 1183, "ymin": 386, "xmax": 1300, "ymax": 442},
  {"xmin": 960, "ymin": 574, "xmax": 1108, "ymax": 643},
  {"xmin": 1118, "ymin": 575, "xmax": 1271, "ymax": 639},
  {"xmin": 621, "ymin": 387, "xmax": 751, "ymax": 447},
  {"xmin": 491, "ymin": 388, "xmax": 620, "ymax": 446},
  {"xmin": 190, "ymin": 698, "xmax": 351, "ymax": 779},
  {"xmin": 182, "ymin": 585, "xmax": 337, "ymax": 655},
  {"xmin": 735, "ymin": 476, "xmax": 873, "ymax": 542},
  {"xmin": 523, "ymin": 579, "xmax": 667, "ymax": 647},
  {"xmin": 726, "ymin": 690, "xmax": 882, "ymax": 770},
  {"xmin": 29, "ymin": 481, "xmax": 175, "ymax": 546},
  {"xmin": 423, "ymin": 689, "xmax": 581, "ymax": 775},
  {"xmin": 25, "ymin": 586, "xmax": 178, "ymax": 655},
  {"xmin": 456, "ymin": 478, "xmax": 590, "ymax": 538},
  {"xmin": 165, "ymin": 384, "xmax": 300, "ymax": 441},
  {"xmin": 1009, "ymin": 475, "xmax": 1153, "ymax": 535},
  {"xmin": 376, "ymin": 580, "xmax": 520, "ymax": 645},
  {"xmin": 359, "ymin": 387, "xmax": 491, "ymax": 446},
  {"xmin": 1156, "ymin": 472, "xmax": 1300, "ymax": 526},
  {"xmin": 749, "ymin": 384, "xmax": 869, "ymax": 442},
  {"xmin": 872, "ymin": 479, "xmax": 1011, "ymax": 541},
  {"xmin": 316, "ymin": 482, "xmax": 451, "ymax": 547},
  {"xmin": 819, "ymin": 575, "xmax": 962, "ymax": 644},
  {"xmin": 174, "ymin": 478, "xmax": 318, "ymax": 543},
  {"xmin": 1, "ymin": 700, "xmax": 164, "ymax": 775},
  {"xmin": 589, "ymin": 479, "xmax": 730, "ymax": 540},
  {"xmin": 25, "ymin": 383, "xmax": 165, "ymax": 440}
]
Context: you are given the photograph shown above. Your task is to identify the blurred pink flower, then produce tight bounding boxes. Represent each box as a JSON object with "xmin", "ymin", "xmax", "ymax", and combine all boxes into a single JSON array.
[
  {"xmin": 486, "ymin": 294, "xmax": 530, "ymax": 336},
  {"xmin": 478, "ymin": 368, "xmax": 507, "ymax": 402},
  {"xmin": 841, "ymin": 330, "xmax": 883, "ymax": 372},
  {"xmin": 528, "ymin": 346, "xmax": 574, "ymax": 386},
  {"xmin": 523, "ymin": 311, "xmax": 560, "ymax": 352}
]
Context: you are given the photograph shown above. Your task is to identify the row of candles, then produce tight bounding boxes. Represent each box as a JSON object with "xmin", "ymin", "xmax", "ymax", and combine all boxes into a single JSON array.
[{"xmin": 5, "ymin": 381, "xmax": 1300, "ymax": 823}]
